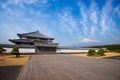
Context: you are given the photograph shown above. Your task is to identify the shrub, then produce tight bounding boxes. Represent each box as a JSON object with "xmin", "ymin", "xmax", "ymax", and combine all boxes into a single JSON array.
[
  {"xmin": 87, "ymin": 49, "xmax": 106, "ymax": 56},
  {"xmin": 115, "ymin": 50, "xmax": 120, "ymax": 53},
  {"xmin": 111, "ymin": 49, "xmax": 120, "ymax": 53},
  {"xmin": 97, "ymin": 49, "xmax": 105, "ymax": 56},
  {"xmin": 87, "ymin": 49, "xmax": 96, "ymax": 56},
  {"xmin": 10, "ymin": 47, "xmax": 20, "ymax": 57},
  {"xmin": 0, "ymin": 47, "xmax": 6, "ymax": 53}
]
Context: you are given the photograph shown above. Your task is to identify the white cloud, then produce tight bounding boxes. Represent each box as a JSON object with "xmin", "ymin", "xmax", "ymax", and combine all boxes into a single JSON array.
[
  {"xmin": 7, "ymin": 0, "xmax": 38, "ymax": 5},
  {"xmin": 114, "ymin": 5, "xmax": 120, "ymax": 17},
  {"xmin": 90, "ymin": 1, "xmax": 98, "ymax": 25},
  {"xmin": 78, "ymin": 0, "xmax": 118, "ymax": 37},
  {"xmin": 0, "ymin": 0, "xmax": 53, "ymax": 44},
  {"xmin": 78, "ymin": 2, "xmax": 89, "ymax": 35},
  {"xmin": 89, "ymin": 1, "xmax": 99, "ymax": 35},
  {"xmin": 81, "ymin": 38, "xmax": 99, "ymax": 43},
  {"xmin": 78, "ymin": 1, "xmax": 99, "ymax": 36},
  {"xmin": 58, "ymin": 7, "xmax": 79, "ymax": 35},
  {"xmin": 0, "ymin": 0, "xmax": 120, "ymax": 45},
  {"xmin": 99, "ymin": 0, "xmax": 112, "ymax": 34},
  {"xmin": 40, "ymin": 0, "xmax": 48, "ymax": 4},
  {"xmin": 99, "ymin": 0, "xmax": 119, "ymax": 36},
  {"xmin": 1, "ymin": 0, "xmax": 48, "ymax": 9},
  {"xmin": 0, "ymin": 22, "xmax": 27, "ymax": 44}
]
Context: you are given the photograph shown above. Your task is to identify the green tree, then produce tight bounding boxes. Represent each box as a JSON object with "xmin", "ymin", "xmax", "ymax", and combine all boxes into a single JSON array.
[
  {"xmin": 87, "ymin": 49, "xmax": 96, "ymax": 56},
  {"xmin": 10, "ymin": 47, "xmax": 20, "ymax": 57},
  {"xmin": 97, "ymin": 49, "xmax": 105, "ymax": 56},
  {"xmin": 0, "ymin": 47, "xmax": 6, "ymax": 53}
]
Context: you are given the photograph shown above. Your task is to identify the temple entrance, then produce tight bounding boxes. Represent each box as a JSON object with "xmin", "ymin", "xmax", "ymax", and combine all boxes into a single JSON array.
[{"xmin": 36, "ymin": 47, "xmax": 56, "ymax": 53}]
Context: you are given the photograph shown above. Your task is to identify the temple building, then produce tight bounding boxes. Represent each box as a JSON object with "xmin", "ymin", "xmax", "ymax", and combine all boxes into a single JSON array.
[{"xmin": 9, "ymin": 31, "xmax": 59, "ymax": 53}]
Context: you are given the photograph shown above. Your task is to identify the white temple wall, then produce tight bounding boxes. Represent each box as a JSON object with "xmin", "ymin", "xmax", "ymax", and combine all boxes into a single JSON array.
[
  {"xmin": 57, "ymin": 49, "xmax": 98, "ymax": 53},
  {"xmin": 19, "ymin": 48, "xmax": 35, "ymax": 53},
  {"xmin": 4, "ymin": 48, "xmax": 35, "ymax": 53}
]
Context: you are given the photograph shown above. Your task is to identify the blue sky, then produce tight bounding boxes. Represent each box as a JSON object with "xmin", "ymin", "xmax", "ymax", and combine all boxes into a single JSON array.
[{"xmin": 0, "ymin": 0, "xmax": 120, "ymax": 46}]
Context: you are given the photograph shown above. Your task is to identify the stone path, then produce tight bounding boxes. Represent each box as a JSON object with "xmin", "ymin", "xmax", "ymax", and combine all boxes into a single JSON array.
[{"xmin": 18, "ymin": 54, "xmax": 120, "ymax": 80}]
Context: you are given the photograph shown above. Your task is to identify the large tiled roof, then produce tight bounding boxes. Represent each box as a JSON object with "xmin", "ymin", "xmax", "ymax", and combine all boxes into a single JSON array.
[
  {"xmin": 17, "ymin": 31, "xmax": 54, "ymax": 40},
  {"xmin": 0, "ymin": 44, "xmax": 34, "ymax": 48},
  {"xmin": 9, "ymin": 39, "xmax": 33, "ymax": 43}
]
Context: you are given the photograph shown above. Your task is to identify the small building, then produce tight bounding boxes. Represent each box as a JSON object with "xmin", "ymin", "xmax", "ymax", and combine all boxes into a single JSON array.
[{"xmin": 9, "ymin": 31, "xmax": 59, "ymax": 53}]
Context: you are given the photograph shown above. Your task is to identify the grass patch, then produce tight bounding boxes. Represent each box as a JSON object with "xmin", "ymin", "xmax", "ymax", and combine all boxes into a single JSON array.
[
  {"xmin": 0, "ymin": 55, "xmax": 29, "ymax": 66},
  {"xmin": 71, "ymin": 52, "xmax": 120, "ymax": 58}
]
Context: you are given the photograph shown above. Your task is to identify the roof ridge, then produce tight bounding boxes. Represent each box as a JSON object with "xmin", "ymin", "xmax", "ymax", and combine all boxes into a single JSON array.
[
  {"xmin": 22, "ymin": 31, "xmax": 39, "ymax": 35},
  {"xmin": 25, "ymin": 31, "xmax": 51, "ymax": 38}
]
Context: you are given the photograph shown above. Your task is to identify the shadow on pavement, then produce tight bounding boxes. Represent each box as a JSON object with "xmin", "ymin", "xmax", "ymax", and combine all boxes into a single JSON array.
[
  {"xmin": 0, "ymin": 65, "xmax": 22, "ymax": 80},
  {"xmin": 103, "ymin": 56, "xmax": 120, "ymax": 60}
]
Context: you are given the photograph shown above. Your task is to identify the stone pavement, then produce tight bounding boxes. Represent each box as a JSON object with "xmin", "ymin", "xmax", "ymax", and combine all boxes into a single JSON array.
[{"xmin": 18, "ymin": 54, "xmax": 120, "ymax": 80}]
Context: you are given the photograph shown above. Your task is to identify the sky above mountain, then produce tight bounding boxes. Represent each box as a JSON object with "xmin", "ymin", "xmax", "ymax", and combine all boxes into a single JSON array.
[{"xmin": 0, "ymin": 0, "xmax": 120, "ymax": 46}]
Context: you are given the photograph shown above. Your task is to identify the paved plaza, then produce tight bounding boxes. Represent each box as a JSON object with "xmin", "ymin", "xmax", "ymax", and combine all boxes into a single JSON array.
[{"xmin": 18, "ymin": 54, "xmax": 120, "ymax": 80}]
